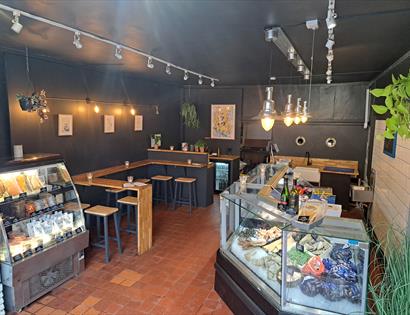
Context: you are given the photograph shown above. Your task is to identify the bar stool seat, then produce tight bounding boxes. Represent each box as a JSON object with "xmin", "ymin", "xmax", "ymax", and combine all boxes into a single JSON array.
[
  {"xmin": 135, "ymin": 178, "xmax": 150, "ymax": 184},
  {"xmin": 105, "ymin": 188, "xmax": 127, "ymax": 207},
  {"xmin": 105, "ymin": 188, "xmax": 126, "ymax": 194},
  {"xmin": 64, "ymin": 202, "xmax": 90, "ymax": 211},
  {"xmin": 173, "ymin": 177, "xmax": 198, "ymax": 214},
  {"xmin": 117, "ymin": 196, "xmax": 139, "ymax": 237},
  {"xmin": 85, "ymin": 205, "xmax": 122, "ymax": 263},
  {"xmin": 151, "ymin": 175, "xmax": 173, "ymax": 207}
]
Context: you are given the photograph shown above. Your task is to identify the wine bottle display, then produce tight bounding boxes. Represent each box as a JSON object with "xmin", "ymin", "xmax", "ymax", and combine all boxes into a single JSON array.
[
  {"xmin": 287, "ymin": 178, "xmax": 299, "ymax": 215},
  {"xmin": 278, "ymin": 176, "xmax": 290, "ymax": 211}
]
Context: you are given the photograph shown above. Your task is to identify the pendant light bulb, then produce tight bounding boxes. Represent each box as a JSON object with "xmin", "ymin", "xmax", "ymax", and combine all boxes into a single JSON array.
[
  {"xmin": 284, "ymin": 116, "xmax": 293, "ymax": 127},
  {"xmin": 259, "ymin": 87, "xmax": 276, "ymax": 132},
  {"xmin": 301, "ymin": 100, "xmax": 309, "ymax": 123},
  {"xmin": 130, "ymin": 108, "xmax": 136, "ymax": 115},
  {"xmin": 301, "ymin": 115, "xmax": 308, "ymax": 123},
  {"xmin": 73, "ymin": 31, "xmax": 82, "ymax": 49},
  {"xmin": 294, "ymin": 98, "xmax": 302, "ymax": 125},
  {"xmin": 114, "ymin": 45, "xmax": 122, "ymax": 60},
  {"xmin": 147, "ymin": 57, "xmax": 154, "ymax": 69},
  {"xmin": 183, "ymin": 71, "xmax": 189, "ymax": 81},
  {"xmin": 282, "ymin": 94, "xmax": 294, "ymax": 127},
  {"xmin": 11, "ymin": 11, "xmax": 23, "ymax": 34},
  {"xmin": 198, "ymin": 75, "xmax": 203, "ymax": 85},
  {"xmin": 94, "ymin": 105, "xmax": 100, "ymax": 113},
  {"xmin": 165, "ymin": 63, "xmax": 171, "ymax": 75}
]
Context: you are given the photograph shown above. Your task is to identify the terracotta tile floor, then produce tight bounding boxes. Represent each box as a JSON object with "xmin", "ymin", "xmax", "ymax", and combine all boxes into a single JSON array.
[{"xmin": 16, "ymin": 197, "xmax": 232, "ymax": 315}]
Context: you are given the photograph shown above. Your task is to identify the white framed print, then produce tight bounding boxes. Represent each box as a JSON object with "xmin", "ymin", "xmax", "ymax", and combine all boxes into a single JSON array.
[
  {"xmin": 58, "ymin": 114, "xmax": 73, "ymax": 136},
  {"xmin": 134, "ymin": 115, "xmax": 143, "ymax": 131},
  {"xmin": 104, "ymin": 115, "xmax": 115, "ymax": 133},
  {"xmin": 211, "ymin": 104, "xmax": 236, "ymax": 140}
]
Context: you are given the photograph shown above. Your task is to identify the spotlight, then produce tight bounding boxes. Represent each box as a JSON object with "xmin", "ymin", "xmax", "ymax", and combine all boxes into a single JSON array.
[
  {"xmin": 130, "ymin": 108, "xmax": 136, "ymax": 115},
  {"xmin": 303, "ymin": 69, "xmax": 310, "ymax": 80},
  {"xmin": 326, "ymin": 76, "xmax": 332, "ymax": 84},
  {"xmin": 183, "ymin": 71, "xmax": 189, "ymax": 81},
  {"xmin": 147, "ymin": 57, "xmax": 154, "ymax": 69},
  {"xmin": 198, "ymin": 76, "xmax": 203, "ymax": 85},
  {"xmin": 326, "ymin": 69, "xmax": 332, "ymax": 76},
  {"xmin": 326, "ymin": 51, "xmax": 334, "ymax": 62},
  {"xmin": 165, "ymin": 63, "xmax": 171, "ymax": 75},
  {"xmin": 288, "ymin": 47, "xmax": 296, "ymax": 60},
  {"xmin": 326, "ymin": 11, "xmax": 337, "ymax": 29},
  {"xmin": 94, "ymin": 105, "xmax": 100, "ymax": 113},
  {"xmin": 325, "ymin": 38, "xmax": 335, "ymax": 49},
  {"xmin": 297, "ymin": 59, "xmax": 304, "ymax": 73},
  {"xmin": 114, "ymin": 45, "xmax": 122, "ymax": 60},
  {"xmin": 211, "ymin": 79, "xmax": 215, "ymax": 87},
  {"xmin": 11, "ymin": 10, "xmax": 23, "ymax": 34},
  {"xmin": 73, "ymin": 31, "xmax": 82, "ymax": 49}
]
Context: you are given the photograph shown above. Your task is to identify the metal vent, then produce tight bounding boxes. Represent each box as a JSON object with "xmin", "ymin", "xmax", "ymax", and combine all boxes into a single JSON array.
[{"xmin": 28, "ymin": 257, "xmax": 73, "ymax": 298}]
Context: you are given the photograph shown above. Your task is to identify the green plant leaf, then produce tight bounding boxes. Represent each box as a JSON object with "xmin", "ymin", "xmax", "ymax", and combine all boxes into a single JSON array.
[
  {"xmin": 384, "ymin": 129, "xmax": 395, "ymax": 139},
  {"xmin": 370, "ymin": 88, "xmax": 385, "ymax": 98},
  {"xmin": 398, "ymin": 124, "xmax": 408, "ymax": 137},
  {"xmin": 384, "ymin": 84, "xmax": 393, "ymax": 95},
  {"xmin": 406, "ymin": 80, "xmax": 410, "ymax": 97},
  {"xmin": 386, "ymin": 117, "xmax": 398, "ymax": 131},
  {"xmin": 397, "ymin": 102, "xmax": 409, "ymax": 114},
  {"xmin": 372, "ymin": 105, "xmax": 388, "ymax": 115},
  {"xmin": 392, "ymin": 74, "xmax": 398, "ymax": 84},
  {"xmin": 385, "ymin": 96, "xmax": 393, "ymax": 108}
]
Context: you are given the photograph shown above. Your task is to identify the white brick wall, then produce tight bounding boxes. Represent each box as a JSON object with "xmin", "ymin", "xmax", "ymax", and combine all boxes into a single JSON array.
[{"xmin": 371, "ymin": 120, "xmax": 410, "ymax": 239}]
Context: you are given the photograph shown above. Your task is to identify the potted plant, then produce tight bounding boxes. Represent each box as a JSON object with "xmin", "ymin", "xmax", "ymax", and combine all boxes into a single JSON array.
[
  {"xmin": 370, "ymin": 70, "xmax": 410, "ymax": 139},
  {"xmin": 16, "ymin": 89, "xmax": 49, "ymax": 122},
  {"xmin": 181, "ymin": 102, "xmax": 200, "ymax": 129},
  {"xmin": 195, "ymin": 139, "xmax": 207, "ymax": 153}
]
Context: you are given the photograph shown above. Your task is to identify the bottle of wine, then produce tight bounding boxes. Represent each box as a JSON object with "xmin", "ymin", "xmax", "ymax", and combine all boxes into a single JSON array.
[
  {"xmin": 287, "ymin": 178, "xmax": 299, "ymax": 215},
  {"xmin": 278, "ymin": 176, "xmax": 290, "ymax": 211}
]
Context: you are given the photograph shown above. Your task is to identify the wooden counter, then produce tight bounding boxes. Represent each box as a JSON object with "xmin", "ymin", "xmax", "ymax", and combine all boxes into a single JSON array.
[
  {"xmin": 147, "ymin": 148, "xmax": 208, "ymax": 156},
  {"xmin": 209, "ymin": 155, "xmax": 240, "ymax": 162}
]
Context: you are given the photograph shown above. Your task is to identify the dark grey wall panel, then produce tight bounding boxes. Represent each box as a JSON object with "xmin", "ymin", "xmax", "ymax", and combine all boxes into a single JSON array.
[
  {"xmin": 4, "ymin": 53, "xmax": 182, "ymax": 175},
  {"xmin": 0, "ymin": 53, "xmax": 11, "ymax": 158}
]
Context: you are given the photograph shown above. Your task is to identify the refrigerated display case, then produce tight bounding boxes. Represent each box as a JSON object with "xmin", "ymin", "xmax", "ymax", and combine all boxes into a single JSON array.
[
  {"xmin": 215, "ymin": 163, "xmax": 370, "ymax": 315},
  {"xmin": 0, "ymin": 154, "xmax": 89, "ymax": 312},
  {"xmin": 215, "ymin": 161, "xmax": 230, "ymax": 192}
]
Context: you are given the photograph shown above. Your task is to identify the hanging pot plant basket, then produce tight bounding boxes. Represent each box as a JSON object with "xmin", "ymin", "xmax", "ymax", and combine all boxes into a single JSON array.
[
  {"xmin": 16, "ymin": 89, "xmax": 50, "ymax": 122},
  {"xmin": 181, "ymin": 102, "xmax": 200, "ymax": 129},
  {"xmin": 371, "ymin": 70, "xmax": 410, "ymax": 139}
]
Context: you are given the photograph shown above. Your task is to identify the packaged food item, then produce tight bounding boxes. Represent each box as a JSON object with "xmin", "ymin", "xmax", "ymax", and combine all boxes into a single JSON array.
[
  {"xmin": 25, "ymin": 201, "xmax": 36, "ymax": 216},
  {"xmin": 11, "ymin": 200, "xmax": 26, "ymax": 219},
  {"xmin": 0, "ymin": 178, "xmax": 8, "ymax": 199},
  {"xmin": 16, "ymin": 174, "xmax": 28, "ymax": 192},
  {"xmin": 276, "ymin": 265, "xmax": 303, "ymax": 287},
  {"xmin": 299, "ymin": 234, "xmax": 331, "ymax": 256},
  {"xmin": 4, "ymin": 177, "xmax": 23, "ymax": 197},
  {"xmin": 300, "ymin": 277, "xmax": 322, "ymax": 297},
  {"xmin": 57, "ymin": 166, "xmax": 70, "ymax": 183},
  {"xmin": 302, "ymin": 256, "xmax": 325, "ymax": 277},
  {"xmin": 287, "ymin": 247, "xmax": 311, "ymax": 266},
  {"xmin": 40, "ymin": 193, "xmax": 56, "ymax": 207}
]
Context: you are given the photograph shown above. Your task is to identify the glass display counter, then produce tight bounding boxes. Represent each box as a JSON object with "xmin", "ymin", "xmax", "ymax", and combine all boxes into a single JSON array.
[
  {"xmin": 0, "ymin": 154, "xmax": 89, "ymax": 312},
  {"xmin": 216, "ymin": 163, "xmax": 370, "ymax": 315}
]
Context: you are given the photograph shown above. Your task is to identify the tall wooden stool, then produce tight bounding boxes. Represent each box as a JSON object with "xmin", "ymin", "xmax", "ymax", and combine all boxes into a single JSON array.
[
  {"xmin": 106, "ymin": 188, "xmax": 126, "ymax": 207},
  {"xmin": 151, "ymin": 175, "xmax": 173, "ymax": 206},
  {"xmin": 84, "ymin": 205, "xmax": 122, "ymax": 263},
  {"xmin": 173, "ymin": 177, "xmax": 198, "ymax": 214},
  {"xmin": 135, "ymin": 178, "xmax": 150, "ymax": 184},
  {"xmin": 117, "ymin": 196, "xmax": 139, "ymax": 236}
]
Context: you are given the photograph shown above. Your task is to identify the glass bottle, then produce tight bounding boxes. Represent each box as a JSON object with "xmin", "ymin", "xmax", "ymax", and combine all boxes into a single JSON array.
[{"xmin": 278, "ymin": 176, "xmax": 290, "ymax": 211}]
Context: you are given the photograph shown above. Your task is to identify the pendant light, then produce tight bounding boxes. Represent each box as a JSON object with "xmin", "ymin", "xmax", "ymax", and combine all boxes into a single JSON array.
[
  {"xmin": 301, "ymin": 100, "xmax": 310, "ymax": 123},
  {"xmin": 259, "ymin": 86, "xmax": 276, "ymax": 131},
  {"xmin": 283, "ymin": 94, "xmax": 294, "ymax": 127},
  {"xmin": 294, "ymin": 98, "xmax": 303, "ymax": 124}
]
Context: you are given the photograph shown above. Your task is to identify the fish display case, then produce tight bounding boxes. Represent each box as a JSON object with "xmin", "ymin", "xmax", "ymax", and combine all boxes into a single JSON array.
[
  {"xmin": 215, "ymin": 163, "xmax": 370, "ymax": 315},
  {"xmin": 0, "ymin": 154, "xmax": 89, "ymax": 312}
]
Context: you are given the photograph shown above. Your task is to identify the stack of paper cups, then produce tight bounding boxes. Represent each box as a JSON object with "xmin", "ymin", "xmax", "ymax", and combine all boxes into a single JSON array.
[{"xmin": 13, "ymin": 145, "xmax": 23, "ymax": 159}]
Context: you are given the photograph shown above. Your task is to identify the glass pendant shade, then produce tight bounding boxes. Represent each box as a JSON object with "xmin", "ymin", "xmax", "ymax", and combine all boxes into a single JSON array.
[
  {"xmin": 259, "ymin": 87, "xmax": 276, "ymax": 131},
  {"xmin": 282, "ymin": 94, "xmax": 294, "ymax": 127},
  {"xmin": 294, "ymin": 98, "xmax": 303, "ymax": 125},
  {"xmin": 301, "ymin": 100, "xmax": 310, "ymax": 123}
]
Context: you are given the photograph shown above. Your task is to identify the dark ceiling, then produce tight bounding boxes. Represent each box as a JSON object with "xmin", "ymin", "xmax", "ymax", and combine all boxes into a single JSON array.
[{"xmin": 0, "ymin": 0, "xmax": 409, "ymax": 86}]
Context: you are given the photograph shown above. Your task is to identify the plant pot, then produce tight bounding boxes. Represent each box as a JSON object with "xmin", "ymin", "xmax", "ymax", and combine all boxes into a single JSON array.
[
  {"xmin": 199, "ymin": 147, "xmax": 205, "ymax": 153},
  {"xmin": 195, "ymin": 146, "xmax": 199, "ymax": 152},
  {"xmin": 19, "ymin": 98, "xmax": 31, "ymax": 111},
  {"xmin": 154, "ymin": 144, "xmax": 159, "ymax": 150}
]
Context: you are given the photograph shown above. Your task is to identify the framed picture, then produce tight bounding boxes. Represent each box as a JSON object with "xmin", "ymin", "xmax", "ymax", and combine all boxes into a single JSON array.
[
  {"xmin": 383, "ymin": 130, "xmax": 397, "ymax": 158},
  {"xmin": 104, "ymin": 115, "xmax": 115, "ymax": 133},
  {"xmin": 211, "ymin": 104, "xmax": 236, "ymax": 140},
  {"xmin": 58, "ymin": 114, "xmax": 73, "ymax": 136},
  {"xmin": 150, "ymin": 134, "xmax": 161, "ymax": 148},
  {"xmin": 134, "ymin": 115, "xmax": 143, "ymax": 131}
]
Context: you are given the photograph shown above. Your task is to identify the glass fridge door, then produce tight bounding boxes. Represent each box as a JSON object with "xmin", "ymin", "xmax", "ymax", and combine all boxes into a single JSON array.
[{"xmin": 215, "ymin": 162, "xmax": 230, "ymax": 192}]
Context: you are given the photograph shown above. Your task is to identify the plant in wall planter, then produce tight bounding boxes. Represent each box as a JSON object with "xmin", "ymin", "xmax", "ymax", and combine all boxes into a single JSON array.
[
  {"xmin": 371, "ymin": 70, "xmax": 410, "ymax": 139},
  {"xmin": 181, "ymin": 102, "xmax": 200, "ymax": 129},
  {"xmin": 16, "ymin": 89, "xmax": 50, "ymax": 122},
  {"xmin": 195, "ymin": 139, "xmax": 207, "ymax": 153}
]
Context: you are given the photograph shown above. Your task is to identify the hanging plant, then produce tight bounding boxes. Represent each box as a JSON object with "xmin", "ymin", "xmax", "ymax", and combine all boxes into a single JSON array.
[
  {"xmin": 181, "ymin": 102, "xmax": 200, "ymax": 129},
  {"xmin": 371, "ymin": 70, "xmax": 410, "ymax": 139},
  {"xmin": 16, "ymin": 89, "xmax": 50, "ymax": 122}
]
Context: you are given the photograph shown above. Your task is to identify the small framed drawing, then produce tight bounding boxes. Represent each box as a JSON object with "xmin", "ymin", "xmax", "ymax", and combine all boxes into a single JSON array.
[
  {"xmin": 134, "ymin": 115, "xmax": 143, "ymax": 131},
  {"xmin": 104, "ymin": 115, "xmax": 115, "ymax": 133},
  {"xmin": 211, "ymin": 104, "xmax": 236, "ymax": 140},
  {"xmin": 383, "ymin": 130, "xmax": 397, "ymax": 158},
  {"xmin": 58, "ymin": 114, "xmax": 73, "ymax": 136}
]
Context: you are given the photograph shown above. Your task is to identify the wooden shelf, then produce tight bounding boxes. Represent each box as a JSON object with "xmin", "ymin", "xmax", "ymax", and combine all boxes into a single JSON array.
[{"xmin": 147, "ymin": 149, "xmax": 208, "ymax": 155}]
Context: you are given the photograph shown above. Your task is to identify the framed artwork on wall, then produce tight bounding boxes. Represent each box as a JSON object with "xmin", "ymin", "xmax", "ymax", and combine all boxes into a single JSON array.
[
  {"xmin": 104, "ymin": 115, "xmax": 115, "ymax": 133},
  {"xmin": 134, "ymin": 115, "xmax": 143, "ymax": 131},
  {"xmin": 211, "ymin": 104, "xmax": 236, "ymax": 140},
  {"xmin": 383, "ymin": 130, "xmax": 397, "ymax": 158},
  {"xmin": 58, "ymin": 114, "xmax": 73, "ymax": 136}
]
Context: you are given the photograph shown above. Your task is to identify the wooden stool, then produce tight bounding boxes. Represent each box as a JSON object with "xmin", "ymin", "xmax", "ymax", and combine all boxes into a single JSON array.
[
  {"xmin": 173, "ymin": 177, "xmax": 198, "ymax": 214},
  {"xmin": 135, "ymin": 178, "xmax": 150, "ymax": 184},
  {"xmin": 84, "ymin": 205, "xmax": 122, "ymax": 263},
  {"xmin": 105, "ymin": 188, "xmax": 126, "ymax": 207},
  {"xmin": 117, "ymin": 196, "xmax": 139, "ymax": 236},
  {"xmin": 151, "ymin": 175, "xmax": 173, "ymax": 206},
  {"xmin": 64, "ymin": 202, "xmax": 90, "ymax": 212}
]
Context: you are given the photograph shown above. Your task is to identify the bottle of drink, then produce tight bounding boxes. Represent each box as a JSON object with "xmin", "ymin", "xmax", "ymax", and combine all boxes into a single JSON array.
[
  {"xmin": 278, "ymin": 176, "xmax": 290, "ymax": 211},
  {"xmin": 287, "ymin": 178, "xmax": 299, "ymax": 215}
]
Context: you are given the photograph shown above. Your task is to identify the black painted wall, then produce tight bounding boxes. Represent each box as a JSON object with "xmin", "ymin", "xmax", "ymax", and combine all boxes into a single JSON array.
[
  {"xmin": 184, "ymin": 82, "xmax": 368, "ymax": 176},
  {"xmin": 4, "ymin": 53, "xmax": 182, "ymax": 175},
  {"xmin": 0, "ymin": 53, "xmax": 11, "ymax": 158}
]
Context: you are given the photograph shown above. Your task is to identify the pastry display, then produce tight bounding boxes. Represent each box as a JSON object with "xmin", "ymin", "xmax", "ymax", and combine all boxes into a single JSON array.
[
  {"xmin": 57, "ymin": 166, "xmax": 71, "ymax": 183},
  {"xmin": 16, "ymin": 174, "xmax": 28, "ymax": 192},
  {"xmin": 28, "ymin": 174, "xmax": 43, "ymax": 191},
  {"xmin": 238, "ymin": 226, "xmax": 281, "ymax": 248},
  {"xmin": 0, "ymin": 178, "xmax": 9, "ymax": 199},
  {"xmin": 3, "ymin": 177, "xmax": 23, "ymax": 197}
]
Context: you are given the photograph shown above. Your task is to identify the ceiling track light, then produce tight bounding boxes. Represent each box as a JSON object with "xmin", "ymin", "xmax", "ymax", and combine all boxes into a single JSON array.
[
  {"xmin": 287, "ymin": 47, "xmax": 296, "ymax": 60},
  {"xmin": 198, "ymin": 76, "xmax": 203, "ymax": 85},
  {"xmin": 183, "ymin": 71, "xmax": 189, "ymax": 81},
  {"xmin": 165, "ymin": 63, "xmax": 171, "ymax": 75},
  {"xmin": 147, "ymin": 57, "xmax": 154, "ymax": 69},
  {"xmin": 297, "ymin": 59, "xmax": 305, "ymax": 73},
  {"xmin": 11, "ymin": 10, "xmax": 23, "ymax": 34},
  {"xmin": 210, "ymin": 79, "xmax": 215, "ymax": 87},
  {"xmin": 0, "ymin": 4, "xmax": 219, "ymax": 84},
  {"xmin": 73, "ymin": 31, "xmax": 82, "ymax": 49},
  {"xmin": 114, "ymin": 45, "xmax": 122, "ymax": 60},
  {"xmin": 303, "ymin": 69, "xmax": 310, "ymax": 80}
]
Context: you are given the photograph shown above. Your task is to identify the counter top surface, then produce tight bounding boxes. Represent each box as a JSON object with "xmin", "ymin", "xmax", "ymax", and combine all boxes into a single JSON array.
[
  {"xmin": 209, "ymin": 155, "xmax": 240, "ymax": 161},
  {"xmin": 147, "ymin": 149, "xmax": 208, "ymax": 155}
]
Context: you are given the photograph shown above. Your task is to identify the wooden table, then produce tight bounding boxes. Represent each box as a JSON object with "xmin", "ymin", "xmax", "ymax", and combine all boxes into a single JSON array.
[{"xmin": 73, "ymin": 176, "xmax": 153, "ymax": 255}]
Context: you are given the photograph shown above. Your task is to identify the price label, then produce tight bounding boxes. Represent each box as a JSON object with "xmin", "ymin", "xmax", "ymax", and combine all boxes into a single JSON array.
[
  {"xmin": 56, "ymin": 236, "xmax": 64, "ymax": 243},
  {"xmin": 4, "ymin": 196, "xmax": 13, "ymax": 202},
  {"xmin": 23, "ymin": 249, "xmax": 33, "ymax": 257},
  {"xmin": 35, "ymin": 245, "xmax": 44, "ymax": 253},
  {"xmin": 75, "ymin": 227, "xmax": 83, "ymax": 234},
  {"xmin": 296, "ymin": 242, "xmax": 305, "ymax": 253},
  {"xmin": 13, "ymin": 254, "xmax": 23, "ymax": 262},
  {"xmin": 40, "ymin": 187, "xmax": 47, "ymax": 193},
  {"xmin": 65, "ymin": 231, "xmax": 73, "ymax": 239},
  {"xmin": 297, "ymin": 215, "xmax": 310, "ymax": 223},
  {"xmin": 311, "ymin": 233, "xmax": 318, "ymax": 241},
  {"xmin": 19, "ymin": 192, "xmax": 27, "ymax": 199}
]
